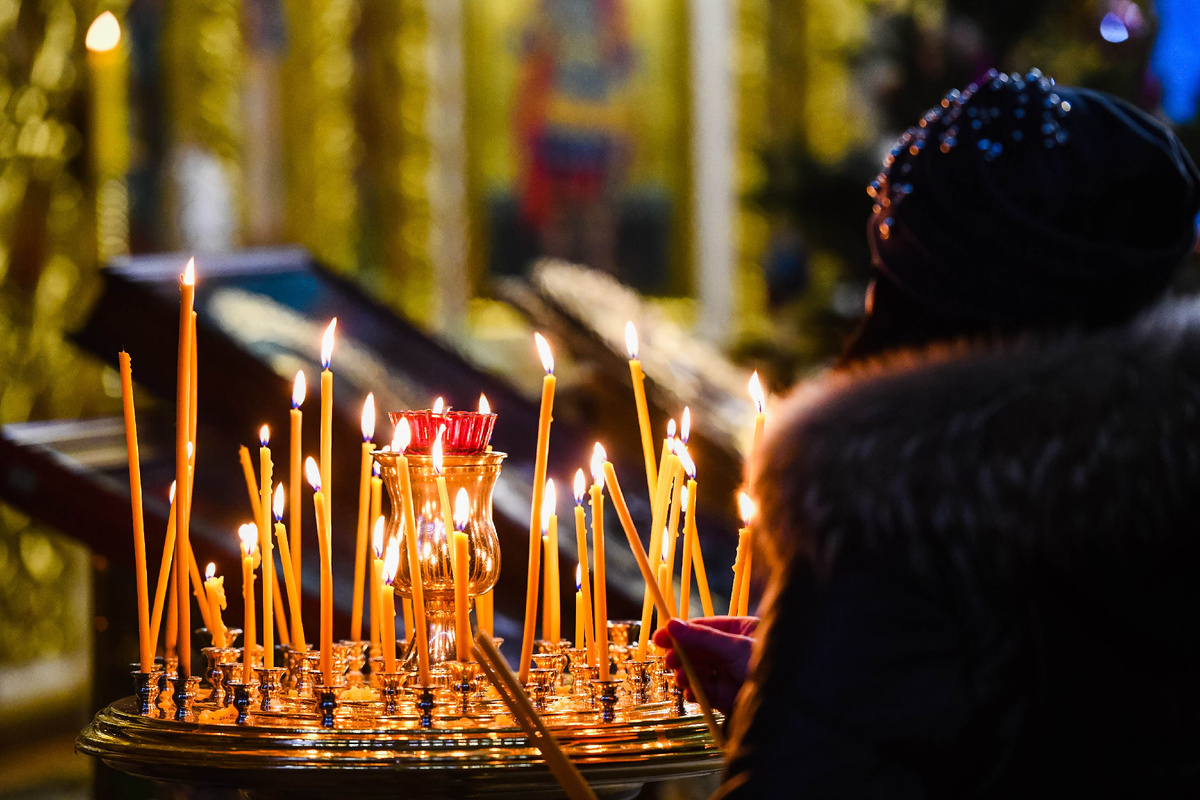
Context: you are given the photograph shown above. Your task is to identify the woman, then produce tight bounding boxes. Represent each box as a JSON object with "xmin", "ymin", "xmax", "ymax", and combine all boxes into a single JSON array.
[{"xmin": 657, "ymin": 69, "xmax": 1200, "ymax": 797}]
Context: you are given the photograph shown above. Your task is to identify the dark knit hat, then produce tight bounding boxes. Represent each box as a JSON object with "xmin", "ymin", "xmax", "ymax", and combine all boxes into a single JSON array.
[{"xmin": 867, "ymin": 69, "xmax": 1200, "ymax": 328}]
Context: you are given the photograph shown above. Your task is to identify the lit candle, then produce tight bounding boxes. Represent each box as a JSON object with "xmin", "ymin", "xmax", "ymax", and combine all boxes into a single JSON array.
[
  {"xmin": 590, "ymin": 445, "xmax": 609, "ymax": 680},
  {"xmin": 320, "ymin": 319, "xmax": 336, "ymax": 538},
  {"xmin": 749, "ymin": 371, "xmax": 765, "ymax": 456},
  {"xmin": 663, "ymin": 410, "xmax": 693, "ymax": 614},
  {"xmin": 432, "ymin": 396, "xmax": 445, "ymax": 415},
  {"xmin": 258, "ymin": 426, "xmax": 274, "ymax": 668},
  {"xmin": 574, "ymin": 567, "xmax": 584, "ymax": 653},
  {"xmin": 149, "ymin": 482, "xmax": 177, "ymax": 650},
  {"xmin": 656, "ymin": 549, "xmax": 670, "ymax": 629},
  {"xmin": 636, "ymin": 421, "xmax": 677, "ymax": 660},
  {"xmin": 239, "ymin": 441, "xmax": 288, "ymax": 648},
  {"xmin": 306, "ymin": 457, "xmax": 334, "ymax": 686},
  {"xmin": 369, "ymin": 463, "xmax": 382, "ymax": 643},
  {"xmin": 352, "ymin": 393, "xmax": 375, "ymax": 642},
  {"xmin": 572, "ymin": 470, "xmax": 595, "ymax": 666},
  {"xmin": 453, "ymin": 488, "xmax": 471, "ymax": 662},
  {"xmin": 678, "ymin": 447, "xmax": 714, "ymax": 616},
  {"xmin": 370, "ymin": 517, "xmax": 384, "ymax": 648},
  {"xmin": 432, "ymin": 429, "xmax": 455, "ymax": 548},
  {"xmin": 394, "ymin": 420, "xmax": 431, "ymax": 685},
  {"xmin": 370, "ymin": 462, "xmax": 383, "ymax": 546},
  {"xmin": 679, "ymin": 484, "xmax": 693, "ymax": 620},
  {"xmin": 203, "ymin": 563, "xmax": 228, "ymax": 648},
  {"xmin": 187, "ymin": 542, "xmax": 215, "ymax": 635},
  {"xmin": 175, "ymin": 258, "xmax": 195, "ymax": 679},
  {"xmin": 480, "ymin": 394, "xmax": 493, "ymax": 452},
  {"xmin": 85, "ymin": 12, "xmax": 129, "ymax": 186},
  {"xmin": 625, "ymin": 321, "xmax": 658, "ymax": 497},
  {"xmin": 273, "ymin": 484, "xmax": 306, "ymax": 648},
  {"xmin": 521, "ymin": 332, "xmax": 556, "ymax": 684},
  {"xmin": 544, "ymin": 480, "xmax": 560, "ymax": 643},
  {"xmin": 290, "ymin": 371, "xmax": 305, "ymax": 600},
  {"xmin": 239, "ymin": 524, "xmax": 258, "ymax": 683},
  {"xmin": 736, "ymin": 493, "xmax": 755, "ymax": 616},
  {"xmin": 117, "ymin": 351, "xmax": 152, "ymax": 672},
  {"xmin": 381, "ymin": 536, "xmax": 400, "ymax": 672}
]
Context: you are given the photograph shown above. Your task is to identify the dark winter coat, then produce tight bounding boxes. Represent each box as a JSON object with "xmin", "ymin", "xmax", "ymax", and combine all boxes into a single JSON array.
[{"xmin": 722, "ymin": 299, "xmax": 1200, "ymax": 798}]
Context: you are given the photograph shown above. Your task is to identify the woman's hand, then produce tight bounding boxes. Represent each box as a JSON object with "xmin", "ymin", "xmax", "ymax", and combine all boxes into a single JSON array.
[{"xmin": 652, "ymin": 616, "xmax": 759, "ymax": 714}]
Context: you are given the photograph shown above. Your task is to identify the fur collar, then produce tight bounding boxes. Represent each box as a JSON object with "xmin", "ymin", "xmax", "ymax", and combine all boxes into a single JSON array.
[{"xmin": 751, "ymin": 298, "xmax": 1200, "ymax": 585}]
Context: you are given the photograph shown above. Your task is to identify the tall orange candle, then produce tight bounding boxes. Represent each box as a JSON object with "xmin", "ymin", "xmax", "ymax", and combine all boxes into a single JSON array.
[
  {"xmin": 370, "ymin": 516, "xmax": 384, "ymax": 648},
  {"xmin": 381, "ymin": 537, "xmax": 400, "ymax": 672},
  {"xmin": 475, "ymin": 592, "xmax": 492, "ymax": 638},
  {"xmin": 590, "ymin": 445, "xmax": 609, "ymax": 680},
  {"xmin": 521, "ymin": 333, "xmax": 556, "ymax": 684},
  {"xmin": 432, "ymin": 430, "xmax": 455, "ymax": 548},
  {"xmin": 544, "ymin": 480, "xmax": 560, "ymax": 643},
  {"xmin": 394, "ymin": 421, "xmax": 431, "ymax": 684},
  {"xmin": 118, "ymin": 351, "xmax": 152, "ymax": 672},
  {"xmin": 637, "ymin": 425, "xmax": 677, "ymax": 660},
  {"xmin": 203, "ymin": 563, "xmax": 228, "ymax": 647},
  {"xmin": 175, "ymin": 258, "xmax": 195, "ymax": 679},
  {"xmin": 258, "ymin": 427, "xmax": 274, "ymax": 668},
  {"xmin": 149, "ymin": 482, "xmax": 177, "ymax": 650},
  {"xmin": 574, "ymin": 567, "xmax": 585, "ymax": 652},
  {"xmin": 239, "ymin": 524, "xmax": 258, "ymax": 683},
  {"xmin": 273, "ymin": 484, "xmax": 306, "ymax": 648},
  {"xmin": 319, "ymin": 319, "xmax": 336, "ymax": 538},
  {"xmin": 306, "ymin": 457, "xmax": 334, "ymax": 686},
  {"xmin": 290, "ymin": 372, "xmax": 305, "ymax": 600},
  {"xmin": 453, "ymin": 487, "xmax": 471, "ymax": 662},
  {"xmin": 572, "ymin": 470, "xmax": 595, "ymax": 665},
  {"xmin": 625, "ymin": 321, "xmax": 658, "ymax": 497},
  {"xmin": 735, "ymin": 493, "xmax": 755, "ymax": 616},
  {"xmin": 352, "ymin": 393, "xmax": 375, "ymax": 642},
  {"xmin": 369, "ymin": 466, "xmax": 383, "ymax": 643},
  {"xmin": 677, "ymin": 447, "xmax": 713, "ymax": 616}
]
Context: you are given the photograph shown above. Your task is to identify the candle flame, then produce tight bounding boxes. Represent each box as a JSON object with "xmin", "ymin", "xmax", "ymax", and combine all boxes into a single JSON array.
[
  {"xmin": 205, "ymin": 562, "xmax": 216, "ymax": 581},
  {"xmin": 259, "ymin": 425, "xmax": 269, "ymax": 447},
  {"xmin": 372, "ymin": 516, "xmax": 385, "ymax": 558},
  {"xmin": 748, "ymin": 371, "xmax": 765, "ymax": 414},
  {"xmin": 239, "ymin": 523, "xmax": 259, "ymax": 556},
  {"xmin": 432, "ymin": 428, "xmax": 445, "ymax": 474},
  {"xmin": 305, "ymin": 456, "xmax": 321, "ymax": 491},
  {"xmin": 681, "ymin": 484, "xmax": 688, "ymax": 506},
  {"xmin": 432, "ymin": 396, "xmax": 444, "ymax": 414},
  {"xmin": 292, "ymin": 371, "xmax": 306, "ymax": 408},
  {"xmin": 169, "ymin": 480, "xmax": 177, "ymax": 503},
  {"xmin": 361, "ymin": 393, "xmax": 375, "ymax": 441},
  {"xmin": 576, "ymin": 564, "xmax": 582, "ymax": 591},
  {"xmin": 373, "ymin": 459, "xmax": 381, "ymax": 477},
  {"xmin": 534, "ymin": 332, "xmax": 554, "ymax": 374},
  {"xmin": 320, "ymin": 318, "xmax": 337, "ymax": 370},
  {"xmin": 180, "ymin": 258, "xmax": 195, "ymax": 287},
  {"xmin": 661, "ymin": 535, "xmax": 670, "ymax": 563},
  {"xmin": 392, "ymin": 418, "xmax": 411, "ymax": 453},
  {"xmin": 86, "ymin": 11, "xmax": 121, "ymax": 52},
  {"xmin": 624, "ymin": 321, "xmax": 638, "ymax": 359},
  {"xmin": 667, "ymin": 419, "xmax": 676, "ymax": 440},
  {"xmin": 573, "ymin": 468, "xmax": 586, "ymax": 505},
  {"xmin": 382, "ymin": 537, "xmax": 400, "ymax": 585},
  {"xmin": 738, "ymin": 492, "xmax": 756, "ymax": 525},
  {"xmin": 479, "ymin": 393, "xmax": 490, "ymax": 414},
  {"xmin": 681, "ymin": 407, "xmax": 691, "ymax": 445},
  {"xmin": 454, "ymin": 487, "xmax": 470, "ymax": 531},
  {"xmin": 541, "ymin": 479, "xmax": 556, "ymax": 532},
  {"xmin": 678, "ymin": 445, "xmax": 697, "ymax": 480},
  {"xmin": 590, "ymin": 443, "xmax": 606, "ymax": 485},
  {"xmin": 273, "ymin": 483, "xmax": 285, "ymax": 521},
  {"xmin": 187, "ymin": 440, "xmax": 194, "ymax": 459}
]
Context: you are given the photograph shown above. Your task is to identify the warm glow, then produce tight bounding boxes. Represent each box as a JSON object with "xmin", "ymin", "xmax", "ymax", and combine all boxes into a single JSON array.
[
  {"xmin": 678, "ymin": 445, "xmax": 696, "ymax": 480},
  {"xmin": 681, "ymin": 484, "xmax": 689, "ymax": 507},
  {"xmin": 259, "ymin": 425, "xmax": 270, "ymax": 447},
  {"xmin": 661, "ymin": 533, "xmax": 670, "ymax": 563},
  {"xmin": 748, "ymin": 371, "xmax": 765, "ymax": 414},
  {"xmin": 681, "ymin": 407, "xmax": 691, "ymax": 444},
  {"xmin": 432, "ymin": 428, "xmax": 445, "ymax": 474},
  {"xmin": 392, "ymin": 418, "xmax": 411, "ymax": 453},
  {"xmin": 320, "ymin": 318, "xmax": 337, "ymax": 370},
  {"xmin": 373, "ymin": 460, "xmax": 381, "ymax": 477},
  {"xmin": 479, "ymin": 394, "xmax": 490, "ymax": 414},
  {"xmin": 541, "ymin": 478, "xmax": 557, "ymax": 532},
  {"xmin": 738, "ymin": 492, "xmax": 756, "ymax": 526},
  {"xmin": 86, "ymin": 11, "xmax": 121, "ymax": 52},
  {"xmin": 382, "ymin": 537, "xmax": 400, "ymax": 585},
  {"xmin": 292, "ymin": 370, "xmax": 306, "ymax": 408},
  {"xmin": 372, "ymin": 516, "xmax": 385, "ymax": 558},
  {"xmin": 575, "ymin": 564, "xmax": 582, "ymax": 591},
  {"xmin": 239, "ymin": 523, "xmax": 259, "ymax": 556},
  {"xmin": 433, "ymin": 396, "xmax": 444, "ymax": 415},
  {"xmin": 273, "ymin": 483, "xmax": 285, "ymax": 521},
  {"xmin": 591, "ymin": 443, "xmax": 606, "ymax": 486},
  {"xmin": 305, "ymin": 456, "xmax": 322, "ymax": 491},
  {"xmin": 454, "ymin": 487, "xmax": 470, "ymax": 531},
  {"xmin": 181, "ymin": 257, "xmax": 195, "ymax": 286},
  {"xmin": 667, "ymin": 419, "xmax": 676, "ymax": 441},
  {"xmin": 534, "ymin": 332, "xmax": 554, "ymax": 374},
  {"xmin": 625, "ymin": 321, "xmax": 638, "ymax": 360},
  {"xmin": 205, "ymin": 562, "xmax": 216, "ymax": 581},
  {"xmin": 573, "ymin": 468, "xmax": 586, "ymax": 505},
  {"xmin": 361, "ymin": 393, "xmax": 376, "ymax": 442},
  {"xmin": 187, "ymin": 441, "xmax": 194, "ymax": 460},
  {"xmin": 169, "ymin": 481, "xmax": 177, "ymax": 503}
]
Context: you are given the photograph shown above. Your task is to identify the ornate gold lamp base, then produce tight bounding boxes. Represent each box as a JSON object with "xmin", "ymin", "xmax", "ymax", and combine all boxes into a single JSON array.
[{"xmin": 78, "ymin": 690, "xmax": 722, "ymax": 799}]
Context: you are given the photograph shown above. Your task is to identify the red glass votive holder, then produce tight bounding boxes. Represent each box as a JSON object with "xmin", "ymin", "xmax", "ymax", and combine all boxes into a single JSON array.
[{"xmin": 389, "ymin": 410, "xmax": 496, "ymax": 454}]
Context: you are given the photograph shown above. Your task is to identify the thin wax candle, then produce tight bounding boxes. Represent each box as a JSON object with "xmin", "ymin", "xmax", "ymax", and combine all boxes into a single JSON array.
[
  {"xmin": 352, "ymin": 393, "xmax": 375, "ymax": 642},
  {"xmin": 521, "ymin": 332, "xmax": 556, "ymax": 684}
]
